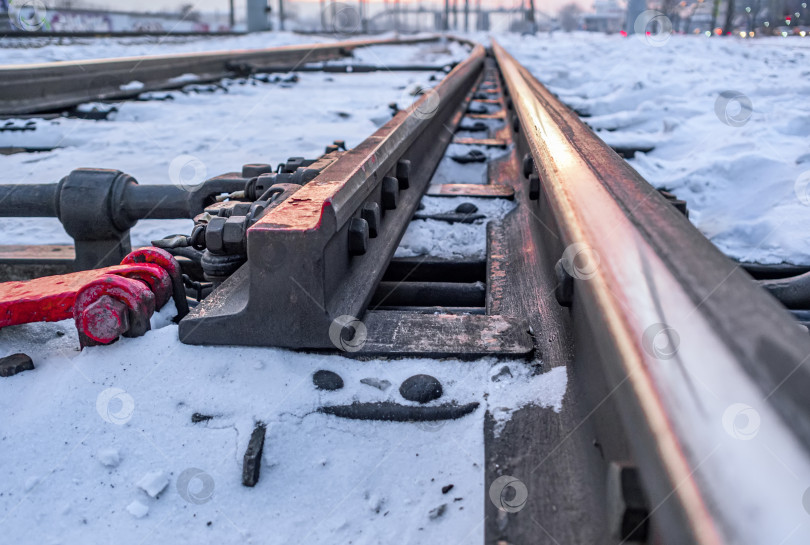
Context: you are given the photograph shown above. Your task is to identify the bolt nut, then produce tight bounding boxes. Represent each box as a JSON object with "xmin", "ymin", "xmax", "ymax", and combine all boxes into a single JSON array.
[
  {"xmin": 396, "ymin": 159, "xmax": 411, "ymax": 190},
  {"xmin": 348, "ymin": 218, "xmax": 369, "ymax": 256},
  {"xmin": 512, "ymin": 116, "xmax": 520, "ymax": 133},
  {"xmin": 222, "ymin": 215, "xmax": 248, "ymax": 254},
  {"xmin": 361, "ymin": 202, "xmax": 381, "ymax": 238},
  {"xmin": 80, "ymin": 295, "xmax": 130, "ymax": 344},
  {"xmin": 205, "ymin": 216, "xmax": 227, "ymax": 254},
  {"xmin": 607, "ymin": 463, "xmax": 650, "ymax": 543},
  {"xmin": 529, "ymin": 174, "xmax": 541, "ymax": 201},
  {"xmin": 241, "ymin": 163, "xmax": 274, "ymax": 178},
  {"xmin": 381, "ymin": 176, "xmax": 399, "ymax": 210},
  {"xmin": 522, "ymin": 153, "xmax": 534, "ymax": 178},
  {"xmin": 554, "ymin": 258, "xmax": 574, "ymax": 307}
]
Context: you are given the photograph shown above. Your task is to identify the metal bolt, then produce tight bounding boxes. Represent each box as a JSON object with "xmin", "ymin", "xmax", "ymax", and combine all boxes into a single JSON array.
[
  {"xmin": 381, "ymin": 176, "xmax": 399, "ymax": 210},
  {"xmin": 348, "ymin": 218, "xmax": 369, "ymax": 256},
  {"xmin": 512, "ymin": 116, "xmax": 520, "ymax": 133},
  {"xmin": 522, "ymin": 153, "xmax": 534, "ymax": 178},
  {"xmin": 506, "ymin": 97, "xmax": 513, "ymax": 110},
  {"xmin": 325, "ymin": 144, "xmax": 339, "ymax": 154},
  {"xmin": 555, "ymin": 258, "xmax": 574, "ymax": 307},
  {"xmin": 361, "ymin": 202, "xmax": 381, "ymax": 238},
  {"xmin": 222, "ymin": 215, "xmax": 248, "ymax": 254},
  {"xmin": 396, "ymin": 159, "xmax": 411, "ymax": 190},
  {"xmin": 241, "ymin": 163, "xmax": 274, "ymax": 178},
  {"xmin": 529, "ymin": 174, "xmax": 541, "ymax": 201},
  {"xmin": 205, "ymin": 216, "xmax": 227, "ymax": 254},
  {"xmin": 81, "ymin": 295, "xmax": 130, "ymax": 344},
  {"xmin": 607, "ymin": 463, "xmax": 650, "ymax": 543}
]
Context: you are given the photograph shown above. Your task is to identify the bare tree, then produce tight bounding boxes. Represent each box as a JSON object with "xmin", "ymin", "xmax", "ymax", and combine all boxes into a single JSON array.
[{"xmin": 559, "ymin": 2, "xmax": 582, "ymax": 31}]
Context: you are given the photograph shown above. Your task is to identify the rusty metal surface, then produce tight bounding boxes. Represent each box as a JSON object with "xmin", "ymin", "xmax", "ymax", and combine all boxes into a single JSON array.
[
  {"xmin": 493, "ymin": 39, "xmax": 810, "ymax": 545},
  {"xmin": 179, "ymin": 42, "xmax": 487, "ymax": 349}
]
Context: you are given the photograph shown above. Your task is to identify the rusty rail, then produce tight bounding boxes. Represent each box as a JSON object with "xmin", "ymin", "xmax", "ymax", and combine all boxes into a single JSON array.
[{"xmin": 492, "ymin": 39, "xmax": 810, "ymax": 545}]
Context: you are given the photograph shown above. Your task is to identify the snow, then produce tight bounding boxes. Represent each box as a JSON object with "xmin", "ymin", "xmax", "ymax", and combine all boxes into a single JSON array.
[
  {"xmin": 0, "ymin": 31, "xmax": 335, "ymax": 65},
  {"xmin": 0, "ymin": 302, "xmax": 567, "ymax": 544},
  {"xmin": 395, "ymin": 196, "xmax": 516, "ymax": 259},
  {"xmin": 500, "ymin": 32, "xmax": 810, "ymax": 265}
]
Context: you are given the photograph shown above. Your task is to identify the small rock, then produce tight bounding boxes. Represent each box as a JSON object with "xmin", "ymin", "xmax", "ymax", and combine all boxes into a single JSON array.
[
  {"xmin": 191, "ymin": 413, "xmax": 214, "ymax": 423},
  {"xmin": 313, "ymin": 370, "xmax": 344, "ymax": 391},
  {"xmin": 136, "ymin": 470, "xmax": 168, "ymax": 498},
  {"xmin": 455, "ymin": 202, "xmax": 478, "ymax": 214},
  {"xmin": 98, "ymin": 448, "xmax": 121, "ymax": 468},
  {"xmin": 491, "ymin": 366, "xmax": 513, "ymax": 382},
  {"xmin": 0, "ymin": 353, "xmax": 34, "ymax": 377},
  {"xmin": 442, "ymin": 484, "xmax": 454, "ymax": 494},
  {"xmin": 429, "ymin": 503, "xmax": 447, "ymax": 520},
  {"xmin": 127, "ymin": 500, "xmax": 149, "ymax": 518},
  {"xmin": 400, "ymin": 374, "xmax": 443, "ymax": 404},
  {"xmin": 242, "ymin": 422, "xmax": 266, "ymax": 487},
  {"xmin": 360, "ymin": 377, "xmax": 392, "ymax": 391}
]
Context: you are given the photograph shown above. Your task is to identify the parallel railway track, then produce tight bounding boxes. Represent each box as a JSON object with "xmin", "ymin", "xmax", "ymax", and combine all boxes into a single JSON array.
[{"xmin": 1, "ymin": 35, "xmax": 809, "ymax": 544}]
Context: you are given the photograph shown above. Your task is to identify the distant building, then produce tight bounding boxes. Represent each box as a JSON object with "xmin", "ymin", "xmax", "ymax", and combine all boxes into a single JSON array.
[{"xmin": 583, "ymin": 0, "xmax": 625, "ymax": 32}]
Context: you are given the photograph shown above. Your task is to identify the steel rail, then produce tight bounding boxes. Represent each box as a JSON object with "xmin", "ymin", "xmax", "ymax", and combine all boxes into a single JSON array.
[
  {"xmin": 178, "ymin": 41, "xmax": 490, "ymax": 349},
  {"xmin": 0, "ymin": 35, "xmax": 441, "ymax": 115},
  {"xmin": 492, "ymin": 39, "xmax": 810, "ymax": 544}
]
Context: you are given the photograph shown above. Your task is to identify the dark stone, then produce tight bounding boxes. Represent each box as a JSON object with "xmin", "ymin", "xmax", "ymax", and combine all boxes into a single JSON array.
[
  {"xmin": 313, "ymin": 370, "xmax": 344, "ymax": 391},
  {"xmin": 319, "ymin": 401, "xmax": 479, "ymax": 422},
  {"xmin": 0, "ymin": 353, "xmax": 34, "ymax": 377},
  {"xmin": 400, "ymin": 374, "xmax": 442, "ymax": 403},
  {"xmin": 242, "ymin": 422, "xmax": 266, "ymax": 487},
  {"xmin": 455, "ymin": 202, "xmax": 478, "ymax": 215},
  {"xmin": 491, "ymin": 365, "xmax": 513, "ymax": 382},
  {"xmin": 429, "ymin": 504, "xmax": 447, "ymax": 520},
  {"xmin": 191, "ymin": 413, "xmax": 214, "ymax": 423},
  {"xmin": 442, "ymin": 484, "xmax": 454, "ymax": 494}
]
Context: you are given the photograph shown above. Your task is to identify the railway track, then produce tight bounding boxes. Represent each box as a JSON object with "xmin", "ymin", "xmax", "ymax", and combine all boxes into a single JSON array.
[{"xmin": 1, "ymin": 36, "xmax": 810, "ymax": 544}]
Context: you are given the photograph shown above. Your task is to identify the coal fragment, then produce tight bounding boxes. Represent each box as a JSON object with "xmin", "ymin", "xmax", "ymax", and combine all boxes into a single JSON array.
[
  {"xmin": 442, "ymin": 484, "xmax": 454, "ymax": 494},
  {"xmin": 0, "ymin": 353, "xmax": 34, "ymax": 377},
  {"xmin": 429, "ymin": 504, "xmax": 447, "ymax": 520},
  {"xmin": 319, "ymin": 401, "xmax": 478, "ymax": 422},
  {"xmin": 191, "ymin": 413, "xmax": 214, "ymax": 423},
  {"xmin": 313, "ymin": 370, "xmax": 344, "ymax": 391},
  {"xmin": 455, "ymin": 202, "xmax": 478, "ymax": 215},
  {"xmin": 242, "ymin": 423, "xmax": 267, "ymax": 487},
  {"xmin": 491, "ymin": 366, "xmax": 513, "ymax": 382},
  {"xmin": 400, "ymin": 374, "xmax": 443, "ymax": 404}
]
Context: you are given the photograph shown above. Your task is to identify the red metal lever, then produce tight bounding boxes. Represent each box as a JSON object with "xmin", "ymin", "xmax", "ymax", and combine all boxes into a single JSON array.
[{"xmin": 0, "ymin": 247, "xmax": 183, "ymax": 348}]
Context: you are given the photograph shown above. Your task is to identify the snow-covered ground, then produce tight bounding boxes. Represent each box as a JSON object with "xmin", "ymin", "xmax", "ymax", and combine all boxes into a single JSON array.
[
  {"xmin": 500, "ymin": 32, "xmax": 810, "ymax": 265},
  {"xmin": 0, "ymin": 31, "xmax": 334, "ymax": 65},
  {"xmin": 0, "ymin": 36, "xmax": 568, "ymax": 545}
]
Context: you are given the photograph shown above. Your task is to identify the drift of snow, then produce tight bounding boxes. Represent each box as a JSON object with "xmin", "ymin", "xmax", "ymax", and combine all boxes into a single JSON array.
[
  {"xmin": 500, "ymin": 32, "xmax": 810, "ymax": 265},
  {"xmin": 0, "ymin": 302, "xmax": 567, "ymax": 544}
]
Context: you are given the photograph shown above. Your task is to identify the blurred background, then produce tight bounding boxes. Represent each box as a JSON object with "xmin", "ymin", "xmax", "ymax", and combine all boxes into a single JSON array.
[{"xmin": 1, "ymin": 0, "xmax": 808, "ymax": 37}]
